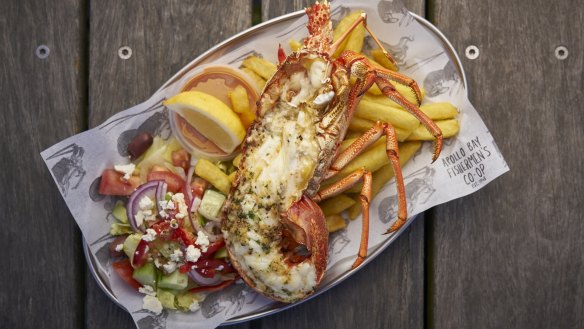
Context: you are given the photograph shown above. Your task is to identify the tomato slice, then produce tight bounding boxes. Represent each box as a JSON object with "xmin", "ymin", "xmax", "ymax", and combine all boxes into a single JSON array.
[
  {"xmin": 191, "ymin": 177, "xmax": 208, "ymax": 200},
  {"xmin": 189, "ymin": 279, "xmax": 235, "ymax": 294},
  {"xmin": 147, "ymin": 171, "xmax": 185, "ymax": 193},
  {"xmin": 112, "ymin": 259, "xmax": 142, "ymax": 290},
  {"xmin": 201, "ymin": 239, "xmax": 225, "ymax": 258},
  {"xmin": 99, "ymin": 169, "xmax": 140, "ymax": 196},
  {"xmin": 172, "ymin": 227, "xmax": 196, "ymax": 246}
]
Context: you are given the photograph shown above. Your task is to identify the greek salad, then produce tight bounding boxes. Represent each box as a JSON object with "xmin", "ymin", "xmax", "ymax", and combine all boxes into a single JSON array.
[{"xmin": 99, "ymin": 134, "xmax": 239, "ymax": 314}]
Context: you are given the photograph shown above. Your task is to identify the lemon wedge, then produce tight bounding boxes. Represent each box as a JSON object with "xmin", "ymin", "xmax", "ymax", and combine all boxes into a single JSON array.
[{"xmin": 164, "ymin": 91, "xmax": 246, "ymax": 154}]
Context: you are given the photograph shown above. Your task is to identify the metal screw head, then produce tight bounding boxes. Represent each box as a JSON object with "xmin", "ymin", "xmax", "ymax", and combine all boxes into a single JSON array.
[
  {"xmin": 465, "ymin": 45, "xmax": 479, "ymax": 60},
  {"xmin": 118, "ymin": 46, "xmax": 132, "ymax": 60},
  {"xmin": 36, "ymin": 45, "xmax": 50, "ymax": 59},
  {"xmin": 555, "ymin": 46, "xmax": 568, "ymax": 60}
]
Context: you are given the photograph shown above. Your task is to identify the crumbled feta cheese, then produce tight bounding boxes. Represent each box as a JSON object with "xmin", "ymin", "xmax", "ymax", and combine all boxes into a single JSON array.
[
  {"xmin": 154, "ymin": 258, "xmax": 162, "ymax": 268},
  {"xmin": 138, "ymin": 285, "xmax": 156, "ymax": 296},
  {"xmin": 142, "ymin": 228, "xmax": 157, "ymax": 242},
  {"xmin": 172, "ymin": 193, "xmax": 189, "ymax": 218},
  {"xmin": 115, "ymin": 244, "xmax": 124, "ymax": 252},
  {"xmin": 175, "ymin": 212, "xmax": 185, "ymax": 219},
  {"xmin": 139, "ymin": 196, "xmax": 154, "ymax": 210},
  {"xmin": 114, "ymin": 163, "xmax": 135, "ymax": 180},
  {"xmin": 170, "ymin": 249, "xmax": 184, "ymax": 262},
  {"xmin": 185, "ymin": 245, "xmax": 201, "ymax": 263},
  {"xmin": 142, "ymin": 209, "xmax": 153, "ymax": 216},
  {"xmin": 196, "ymin": 231, "xmax": 210, "ymax": 252},
  {"xmin": 163, "ymin": 261, "xmax": 177, "ymax": 273},
  {"xmin": 135, "ymin": 211, "xmax": 145, "ymax": 228},
  {"xmin": 142, "ymin": 295, "xmax": 163, "ymax": 315},
  {"xmin": 158, "ymin": 200, "xmax": 175, "ymax": 210},
  {"xmin": 189, "ymin": 300, "xmax": 200, "ymax": 312}
]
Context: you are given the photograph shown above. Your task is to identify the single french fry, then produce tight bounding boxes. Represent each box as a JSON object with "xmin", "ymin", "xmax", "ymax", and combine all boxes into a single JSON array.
[
  {"xmin": 228, "ymin": 171, "xmax": 237, "ymax": 183},
  {"xmin": 355, "ymin": 98, "xmax": 420, "ymax": 131},
  {"xmin": 232, "ymin": 153, "xmax": 242, "ymax": 168},
  {"xmin": 344, "ymin": 131, "xmax": 362, "ymax": 140},
  {"xmin": 361, "ymin": 88, "xmax": 425, "ymax": 110},
  {"xmin": 364, "ymin": 55, "xmax": 385, "ymax": 70},
  {"xmin": 326, "ymin": 214, "xmax": 347, "ymax": 232},
  {"xmin": 319, "ymin": 194, "xmax": 356, "ymax": 216},
  {"xmin": 289, "ymin": 39, "xmax": 302, "ymax": 52},
  {"xmin": 228, "ymin": 85, "xmax": 250, "ymax": 114},
  {"xmin": 195, "ymin": 159, "xmax": 231, "ymax": 194},
  {"xmin": 332, "ymin": 11, "xmax": 364, "ymax": 57},
  {"xmin": 348, "ymin": 116, "xmax": 414, "ymax": 142},
  {"xmin": 371, "ymin": 48, "xmax": 398, "ymax": 71},
  {"xmin": 347, "ymin": 196, "xmax": 361, "ymax": 220},
  {"xmin": 240, "ymin": 67, "xmax": 266, "ymax": 90},
  {"xmin": 348, "ymin": 116, "xmax": 375, "ymax": 132},
  {"xmin": 229, "ymin": 85, "xmax": 256, "ymax": 129},
  {"xmin": 344, "ymin": 18, "xmax": 365, "ymax": 53},
  {"xmin": 420, "ymin": 102, "xmax": 458, "ymax": 121},
  {"xmin": 407, "ymin": 119, "xmax": 460, "ymax": 140},
  {"xmin": 339, "ymin": 137, "xmax": 357, "ymax": 153},
  {"xmin": 242, "ymin": 56, "xmax": 277, "ymax": 80},
  {"xmin": 345, "ymin": 141, "xmax": 422, "ymax": 193}
]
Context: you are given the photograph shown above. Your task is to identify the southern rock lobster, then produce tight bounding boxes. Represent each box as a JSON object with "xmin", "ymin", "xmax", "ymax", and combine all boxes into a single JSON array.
[{"xmin": 221, "ymin": 1, "xmax": 442, "ymax": 303}]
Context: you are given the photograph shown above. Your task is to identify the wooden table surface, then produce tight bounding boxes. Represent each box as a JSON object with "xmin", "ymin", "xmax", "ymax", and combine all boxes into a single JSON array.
[{"xmin": 2, "ymin": 0, "xmax": 583, "ymax": 328}]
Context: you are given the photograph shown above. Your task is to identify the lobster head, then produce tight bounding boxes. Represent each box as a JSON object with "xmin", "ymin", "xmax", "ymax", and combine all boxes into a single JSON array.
[{"xmin": 303, "ymin": 1, "xmax": 333, "ymax": 53}]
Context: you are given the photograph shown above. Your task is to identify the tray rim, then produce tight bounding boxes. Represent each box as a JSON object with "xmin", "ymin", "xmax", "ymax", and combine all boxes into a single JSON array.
[{"xmin": 83, "ymin": 8, "xmax": 467, "ymax": 326}]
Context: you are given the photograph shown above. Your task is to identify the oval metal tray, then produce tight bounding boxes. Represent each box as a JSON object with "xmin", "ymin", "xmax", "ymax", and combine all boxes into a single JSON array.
[{"xmin": 84, "ymin": 9, "xmax": 467, "ymax": 326}]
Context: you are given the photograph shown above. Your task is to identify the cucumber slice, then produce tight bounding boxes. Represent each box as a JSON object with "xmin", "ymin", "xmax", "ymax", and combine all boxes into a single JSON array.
[
  {"xmin": 198, "ymin": 189, "xmax": 226, "ymax": 220},
  {"xmin": 112, "ymin": 203, "xmax": 128, "ymax": 223},
  {"xmin": 109, "ymin": 222, "xmax": 133, "ymax": 236},
  {"xmin": 176, "ymin": 291, "xmax": 200, "ymax": 311},
  {"xmin": 132, "ymin": 262, "xmax": 158, "ymax": 288},
  {"xmin": 156, "ymin": 289, "xmax": 177, "ymax": 309},
  {"xmin": 158, "ymin": 270, "xmax": 188, "ymax": 290},
  {"xmin": 123, "ymin": 233, "xmax": 143, "ymax": 262}
]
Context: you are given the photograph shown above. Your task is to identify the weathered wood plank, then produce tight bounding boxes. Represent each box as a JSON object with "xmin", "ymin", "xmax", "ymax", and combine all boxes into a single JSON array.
[
  {"xmin": 86, "ymin": 1, "xmax": 253, "ymax": 328},
  {"xmin": 257, "ymin": 1, "xmax": 426, "ymax": 328},
  {"xmin": 0, "ymin": 0, "xmax": 86, "ymax": 328},
  {"xmin": 428, "ymin": 0, "xmax": 584, "ymax": 328}
]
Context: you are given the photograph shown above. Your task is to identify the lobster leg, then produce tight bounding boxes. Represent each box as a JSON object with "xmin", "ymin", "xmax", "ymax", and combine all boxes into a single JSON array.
[
  {"xmin": 322, "ymin": 121, "xmax": 408, "ymax": 234},
  {"xmin": 375, "ymin": 75, "xmax": 443, "ymax": 162},
  {"xmin": 314, "ymin": 168, "xmax": 372, "ymax": 269}
]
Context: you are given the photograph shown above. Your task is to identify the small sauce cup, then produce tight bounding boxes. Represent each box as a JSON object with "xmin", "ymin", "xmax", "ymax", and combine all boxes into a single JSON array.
[{"xmin": 168, "ymin": 65, "xmax": 260, "ymax": 160}]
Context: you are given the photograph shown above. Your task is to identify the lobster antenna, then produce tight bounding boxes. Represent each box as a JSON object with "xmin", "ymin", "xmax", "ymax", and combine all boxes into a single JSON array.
[
  {"xmin": 329, "ymin": 13, "xmax": 366, "ymax": 56},
  {"xmin": 363, "ymin": 24, "xmax": 398, "ymax": 67}
]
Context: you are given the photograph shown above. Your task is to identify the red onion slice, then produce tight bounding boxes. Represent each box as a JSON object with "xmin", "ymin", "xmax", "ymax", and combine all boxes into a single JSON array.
[
  {"xmin": 127, "ymin": 180, "xmax": 162, "ymax": 232},
  {"xmin": 187, "ymin": 270, "xmax": 222, "ymax": 286},
  {"xmin": 155, "ymin": 181, "xmax": 167, "ymax": 208}
]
